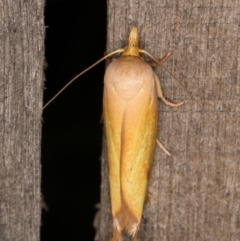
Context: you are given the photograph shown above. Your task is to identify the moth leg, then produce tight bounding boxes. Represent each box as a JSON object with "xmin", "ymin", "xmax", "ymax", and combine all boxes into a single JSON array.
[
  {"xmin": 154, "ymin": 74, "xmax": 184, "ymax": 107},
  {"xmin": 156, "ymin": 139, "xmax": 171, "ymax": 156},
  {"xmin": 154, "ymin": 74, "xmax": 183, "ymax": 155},
  {"xmin": 158, "ymin": 51, "xmax": 172, "ymax": 64},
  {"xmin": 148, "ymin": 51, "xmax": 171, "ymax": 67}
]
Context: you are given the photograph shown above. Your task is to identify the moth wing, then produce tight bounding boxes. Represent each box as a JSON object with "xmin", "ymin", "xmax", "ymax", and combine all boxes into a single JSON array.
[
  {"xmin": 120, "ymin": 77, "xmax": 158, "ymax": 223},
  {"xmin": 103, "ymin": 82, "xmax": 125, "ymax": 217},
  {"xmin": 104, "ymin": 57, "xmax": 159, "ymax": 235}
]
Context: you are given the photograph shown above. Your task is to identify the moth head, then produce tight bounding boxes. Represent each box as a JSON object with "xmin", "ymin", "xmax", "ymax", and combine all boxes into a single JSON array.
[{"xmin": 122, "ymin": 26, "xmax": 140, "ymax": 57}]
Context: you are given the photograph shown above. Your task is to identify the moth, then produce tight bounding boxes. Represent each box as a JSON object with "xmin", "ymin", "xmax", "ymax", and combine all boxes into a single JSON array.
[
  {"xmin": 43, "ymin": 27, "xmax": 183, "ymax": 241},
  {"xmin": 103, "ymin": 27, "xmax": 183, "ymax": 241}
]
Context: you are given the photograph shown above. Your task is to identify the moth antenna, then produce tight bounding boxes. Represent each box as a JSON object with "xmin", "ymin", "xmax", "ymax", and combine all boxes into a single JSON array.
[
  {"xmin": 140, "ymin": 49, "xmax": 218, "ymax": 126},
  {"xmin": 43, "ymin": 48, "xmax": 124, "ymax": 110}
]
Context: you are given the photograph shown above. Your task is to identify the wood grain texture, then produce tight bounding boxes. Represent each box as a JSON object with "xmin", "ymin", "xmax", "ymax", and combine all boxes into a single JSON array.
[
  {"xmin": 97, "ymin": 0, "xmax": 240, "ymax": 241},
  {"xmin": 0, "ymin": 0, "xmax": 44, "ymax": 240}
]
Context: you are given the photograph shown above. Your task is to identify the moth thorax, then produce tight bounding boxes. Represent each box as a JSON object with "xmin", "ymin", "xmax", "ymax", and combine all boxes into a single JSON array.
[{"xmin": 121, "ymin": 46, "xmax": 140, "ymax": 57}]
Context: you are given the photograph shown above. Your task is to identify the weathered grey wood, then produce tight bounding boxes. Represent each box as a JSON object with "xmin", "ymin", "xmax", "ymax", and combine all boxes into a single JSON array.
[
  {"xmin": 97, "ymin": 0, "xmax": 240, "ymax": 241},
  {"xmin": 0, "ymin": 0, "xmax": 44, "ymax": 240}
]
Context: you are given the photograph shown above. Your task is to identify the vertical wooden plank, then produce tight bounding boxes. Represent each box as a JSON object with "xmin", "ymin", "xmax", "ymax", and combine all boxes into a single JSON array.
[
  {"xmin": 98, "ymin": 0, "xmax": 240, "ymax": 240},
  {"xmin": 0, "ymin": 0, "xmax": 44, "ymax": 240}
]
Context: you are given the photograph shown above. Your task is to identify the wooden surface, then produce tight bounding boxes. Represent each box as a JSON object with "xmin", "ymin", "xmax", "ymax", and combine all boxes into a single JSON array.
[
  {"xmin": 0, "ymin": 1, "xmax": 44, "ymax": 240},
  {"xmin": 98, "ymin": 0, "xmax": 240, "ymax": 240}
]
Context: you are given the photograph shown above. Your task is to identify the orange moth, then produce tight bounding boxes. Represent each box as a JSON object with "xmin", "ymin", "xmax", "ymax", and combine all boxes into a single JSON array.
[
  {"xmin": 43, "ymin": 26, "xmax": 183, "ymax": 241},
  {"xmin": 103, "ymin": 27, "xmax": 183, "ymax": 241}
]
